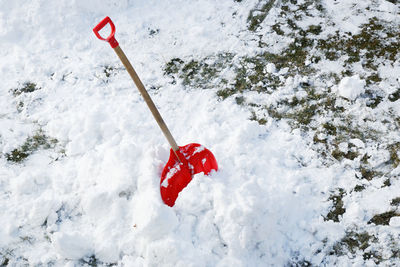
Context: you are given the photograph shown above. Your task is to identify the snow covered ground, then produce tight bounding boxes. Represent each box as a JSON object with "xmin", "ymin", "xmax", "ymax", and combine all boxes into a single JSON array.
[{"xmin": 1, "ymin": 0, "xmax": 400, "ymax": 266}]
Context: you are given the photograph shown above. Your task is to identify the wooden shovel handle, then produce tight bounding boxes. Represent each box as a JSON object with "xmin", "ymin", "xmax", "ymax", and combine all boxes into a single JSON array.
[
  {"xmin": 113, "ymin": 45, "xmax": 180, "ymax": 152},
  {"xmin": 93, "ymin": 17, "xmax": 181, "ymax": 159}
]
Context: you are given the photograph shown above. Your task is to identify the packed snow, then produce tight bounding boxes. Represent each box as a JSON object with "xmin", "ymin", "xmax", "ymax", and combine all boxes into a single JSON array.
[{"xmin": 1, "ymin": 0, "xmax": 400, "ymax": 266}]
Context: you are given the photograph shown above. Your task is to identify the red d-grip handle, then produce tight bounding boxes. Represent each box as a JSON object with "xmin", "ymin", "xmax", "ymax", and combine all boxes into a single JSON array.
[{"xmin": 93, "ymin": 16, "xmax": 119, "ymax": 48}]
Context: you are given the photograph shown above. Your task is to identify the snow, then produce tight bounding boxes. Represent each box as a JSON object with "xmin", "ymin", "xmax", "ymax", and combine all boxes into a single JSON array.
[
  {"xmin": 389, "ymin": 217, "xmax": 400, "ymax": 228},
  {"xmin": 266, "ymin": 63, "xmax": 276, "ymax": 74},
  {"xmin": 1, "ymin": 0, "xmax": 400, "ymax": 266},
  {"xmin": 193, "ymin": 145, "xmax": 205, "ymax": 154},
  {"xmin": 52, "ymin": 232, "xmax": 94, "ymax": 260},
  {"xmin": 337, "ymin": 75, "xmax": 366, "ymax": 101},
  {"xmin": 161, "ymin": 164, "xmax": 181, "ymax": 188},
  {"xmin": 323, "ymin": 0, "xmax": 371, "ymax": 34}
]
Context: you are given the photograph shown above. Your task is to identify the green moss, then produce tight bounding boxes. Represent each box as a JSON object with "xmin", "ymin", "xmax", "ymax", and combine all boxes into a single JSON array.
[
  {"xmin": 266, "ymin": 95, "xmax": 321, "ymax": 127},
  {"xmin": 316, "ymin": 17, "xmax": 399, "ymax": 70},
  {"xmin": 272, "ymin": 23, "xmax": 284, "ymax": 35},
  {"xmin": 360, "ymin": 167, "xmax": 381, "ymax": 181},
  {"xmin": 366, "ymin": 95, "xmax": 383, "ymax": 109},
  {"xmin": 343, "ymin": 232, "xmax": 373, "ymax": 252},
  {"xmin": 388, "ymin": 89, "xmax": 400, "ymax": 102},
  {"xmin": 6, "ymin": 149, "xmax": 30, "ymax": 163},
  {"xmin": 336, "ymin": 123, "xmax": 379, "ymax": 142},
  {"xmin": 164, "ymin": 53, "xmax": 235, "ymax": 88},
  {"xmin": 79, "ymin": 255, "xmax": 99, "ymax": 266},
  {"xmin": 332, "ymin": 231, "xmax": 375, "ymax": 256},
  {"xmin": 164, "ymin": 58, "xmax": 184, "ymax": 75},
  {"xmin": 287, "ymin": 258, "xmax": 312, "ymax": 267},
  {"xmin": 390, "ymin": 197, "xmax": 400, "ymax": 206},
  {"xmin": 11, "ymin": 82, "xmax": 40, "ymax": 96},
  {"xmin": 331, "ymin": 148, "xmax": 358, "ymax": 161},
  {"xmin": 286, "ymin": 19, "xmax": 299, "ymax": 30},
  {"xmin": 317, "ymin": 38, "xmax": 341, "ymax": 61},
  {"xmin": 321, "ymin": 96, "xmax": 344, "ymax": 113},
  {"xmin": 5, "ymin": 131, "xmax": 58, "ymax": 163},
  {"xmin": 361, "ymin": 153, "xmax": 370, "ymax": 164},
  {"xmin": 1, "ymin": 257, "xmax": 9, "ymax": 266},
  {"xmin": 383, "ymin": 178, "xmax": 391, "ymax": 187},
  {"xmin": 164, "ymin": 28, "xmax": 317, "ymax": 97},
  {"xmin": 17, "ymin": 101, "xmax": 24, "ymax": 112},
  {"xmin": 354, "ymin": 185, "xmax": 366, "ymax": 192},
  {"xmin": 363, "ymin": 251, "xmax": 383, "ymax": 264},
  {"xmin": 285, "ymin": 37, "xmax": 314, "ymax": 68},
  {"xmin": 323, "ymin": 123, "xmax": 337, "ymax": 136},
  {"xmin": 247, "ymin": 0, "xmax": 276, "ymax": 31},
  {"xmin": 217, "ymin": 88, "xmax": 237, "ymax": 100},
  {"xmin": 387, "ymin": 142, "xmax": 400, "ymax": 168},
  {"xmin": 258, "ymin": 118, "xmax": 267, "ymax": 125},
  {"xmin": 290, "ymin": 104, "xmax": 318, "ymax": 126},
  {"xmin": 266, "ymin": 105, "xmax": 283, "ymax": 120},
  {"xmin": 164, "ymin": 52, "xmax": 285, "ymax": 99},
  {"xmin": 366, "ymin": 73, "xmax": 382, "ymax": 85},
  {"xmin": 368, "ymin": 211, "xmax": 400, "ymax": 225},
  {"xmin": 363, "ymin": 89, "xmax": 384, "ymax": 109},
  {"xmin": 250, "ymin": 111, "xmax": 268, "ymax": 125},
  {"xmin": 392, "ymin": 249, "xmax": 400, "ymax": 259},
  {"xmin": 103, "ymin": 65, "xmax": 115, "ymax": 78},
  {"xmin": 79, "ymin": 254, "xmax": 117, "ymax": 267},
  {"xmin": 331, "ymin": 149, "xmax": 342, "ymax": 160},
  {"xmin": 181, "ymin": 60, "xmax": 201, "ymax": 84},
  {"xmin": 307, "ymin": 25, "xmax": 322, "ymax": 35},
  {"xmin": 325, "ymin": 188, "xmax": 346, "ymax": 222},
  {"xmin": 148, "ymin": 28, "xmax": 159, "ymax": 36},
  {"xmin": 313, "ymin": 133, "xmax": 327, "ymax": 144},
  {"xmin": 235, "ymin": 96, "xmax": 245, "ymax": 105}
]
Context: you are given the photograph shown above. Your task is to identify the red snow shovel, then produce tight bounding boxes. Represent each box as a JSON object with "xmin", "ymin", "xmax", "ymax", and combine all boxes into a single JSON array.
[{"xmin": 93, "ymin": 17, "xmax": 218, "ymax": 207}]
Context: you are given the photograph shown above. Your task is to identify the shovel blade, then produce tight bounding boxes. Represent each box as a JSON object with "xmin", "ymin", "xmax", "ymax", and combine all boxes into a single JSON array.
[{"xmin": 160, "ymin": 143, "xmax": 218, "ymax": 206}]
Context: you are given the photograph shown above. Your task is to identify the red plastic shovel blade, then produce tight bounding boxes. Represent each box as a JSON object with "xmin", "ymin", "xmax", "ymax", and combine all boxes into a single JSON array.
[{"xmin": 160, "ymin": 143, "xmax": 218, "ymax": 207}]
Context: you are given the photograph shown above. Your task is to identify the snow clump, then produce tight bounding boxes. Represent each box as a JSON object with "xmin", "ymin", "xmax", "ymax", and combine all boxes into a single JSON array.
[{"xmin": 337, "ymin": 75, "xmax": 366, "ymax": 100}]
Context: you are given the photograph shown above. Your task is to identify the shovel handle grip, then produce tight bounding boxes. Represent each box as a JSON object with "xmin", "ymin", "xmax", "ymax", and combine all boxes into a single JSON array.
[{"xmin": 93, "ymin": 16, "xmax": 119, "ymax": 48}]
